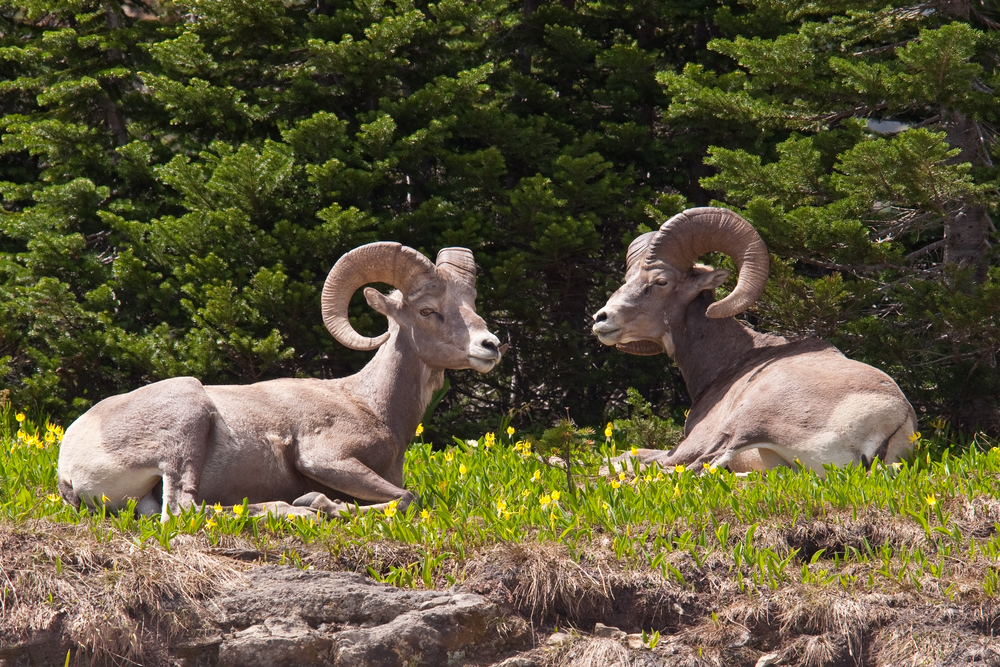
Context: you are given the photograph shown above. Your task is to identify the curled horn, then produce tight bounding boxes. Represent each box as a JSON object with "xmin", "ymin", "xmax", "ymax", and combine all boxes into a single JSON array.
[
  {"xmin": 435, "ymin": 247, "xmax": 477, "ymax": 286},
  {"xmin": 322, "ymin": 242, "xmax": 437, "ymax": 351},
  {"xmin": 646, "ymin": 207, "xmax": 769, "ymax": 319},
  {"xmin": 625, "ymin": 231, "xmax": 656, "ymax": 277}
]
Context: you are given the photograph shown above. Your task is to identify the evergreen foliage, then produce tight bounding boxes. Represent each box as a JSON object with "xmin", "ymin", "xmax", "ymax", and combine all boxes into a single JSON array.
[
  {"xmin": 0, "ymin": 0, "xmax": 997, "ymax": 436},
  {"xmin": 660, "ymin": 1, "xmax": 1000, "ymax": 431}
]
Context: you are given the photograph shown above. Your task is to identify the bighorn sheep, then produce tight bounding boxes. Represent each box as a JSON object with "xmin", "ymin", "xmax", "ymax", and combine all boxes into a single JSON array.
[
  {"xmin": 592, "ymin": 207, "xmax": 916, "ymax": 474},
  {"xmin": 58, "ymin": 243, "xmax": 504, "ymax": 519}
]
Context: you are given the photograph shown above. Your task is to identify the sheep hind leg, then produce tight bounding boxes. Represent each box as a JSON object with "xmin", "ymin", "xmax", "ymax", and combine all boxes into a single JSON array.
[{"xmin": 158, "ymin": 409, "xmax": 216, "ymax": 522}]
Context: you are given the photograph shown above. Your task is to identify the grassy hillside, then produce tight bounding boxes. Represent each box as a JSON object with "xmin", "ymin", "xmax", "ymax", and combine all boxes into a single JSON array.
[{"xmin": 3, "ymin": 405, "xmax": 1000, "ymax": 665}]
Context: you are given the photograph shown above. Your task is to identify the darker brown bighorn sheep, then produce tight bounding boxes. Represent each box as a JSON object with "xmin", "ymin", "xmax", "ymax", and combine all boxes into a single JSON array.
[
  {"xmin": 593, "ymin": 207, "xmax": 916, "ymax": 475},
  {"xmin": 58, "ymin": 243, "xmax": 505, "ymax": 519}
]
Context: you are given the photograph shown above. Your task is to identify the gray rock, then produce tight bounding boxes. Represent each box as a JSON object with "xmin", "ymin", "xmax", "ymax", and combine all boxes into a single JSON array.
[
  {"xmin": 491, "ymin": 657, "xmax": 540, "ymax": 667},
  {"xmin": 218, "ymin": 616, "xmax": 332, "ymax": 667},
  {"xmin": 593, "ymin": 622, "xmax": 626, "ymax": 640},
  {"xmin": 547, "ymin": 631, "xmax": 573, "ymax": 646},
  {"xmin": 212, "ymin": 566, "xmax": 504, "ymax": 667}
]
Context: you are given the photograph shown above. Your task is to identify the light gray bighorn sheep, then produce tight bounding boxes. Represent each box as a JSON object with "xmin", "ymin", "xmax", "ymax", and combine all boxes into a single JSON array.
[
  {"xmin": 57, "ymin": 243, "xmax": 505, "ymax": 520},
  {"xmin": 592, "ymin": 207, "xmax": 917, "ymax": 475}
]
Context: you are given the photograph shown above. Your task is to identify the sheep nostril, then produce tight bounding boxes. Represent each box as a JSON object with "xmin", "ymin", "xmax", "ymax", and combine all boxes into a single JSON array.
[
  {"xmin": 594, "ymin": 311, "xmax": 608, "ymax": 323},
  {"xmin": 481, "ymin": 340, "xmax": 497, "ymax": 352}
]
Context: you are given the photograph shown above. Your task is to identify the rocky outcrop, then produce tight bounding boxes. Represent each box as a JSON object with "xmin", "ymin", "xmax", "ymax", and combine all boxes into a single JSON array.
[
  {"xmin": 1, "ymin": 567, "xmax": 525, "ymax": 667},
  {"xmin": 213, "ymin": 567, "xmax": 510, "ymax": 667}
]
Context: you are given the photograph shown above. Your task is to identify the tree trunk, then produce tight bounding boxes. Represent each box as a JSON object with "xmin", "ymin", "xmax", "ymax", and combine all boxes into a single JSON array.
[{"xmin": 942, "ymin": 110, "xmax": 994, "ymax": 282}]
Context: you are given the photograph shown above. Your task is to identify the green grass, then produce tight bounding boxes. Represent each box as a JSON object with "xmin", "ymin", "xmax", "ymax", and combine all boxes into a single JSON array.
[{"xmin": 3, "ymin": 404, "xmax": 999, "ymax": 601}]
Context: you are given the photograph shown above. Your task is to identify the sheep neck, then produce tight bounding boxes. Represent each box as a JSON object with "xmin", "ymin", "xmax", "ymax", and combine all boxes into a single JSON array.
[
  {"xmin": 671, "ymin": 292, "xmax": 787, "ymax": 404},
  {"xmin": 348, "ymin": 327, "xmax": 444, "ymax": 447}
]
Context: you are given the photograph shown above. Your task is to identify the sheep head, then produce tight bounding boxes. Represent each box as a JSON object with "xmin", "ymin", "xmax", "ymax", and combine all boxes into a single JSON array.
[
  {"xmin": 592, "ymin": 207, "xmax": 769, "ymax": 356},
  {"xmin": 322, "ymin": 242, "xmax": 503, "ymax": 372}
]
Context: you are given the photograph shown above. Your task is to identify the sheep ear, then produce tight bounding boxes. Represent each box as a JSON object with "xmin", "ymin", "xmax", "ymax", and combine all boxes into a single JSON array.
[
  {"xmin": 691, "ymin": 269, "xmax": 730, "ymax": 292},
  {"xmin": 364, "ymin": 287, "xmax": 400, "ymax": 318}
]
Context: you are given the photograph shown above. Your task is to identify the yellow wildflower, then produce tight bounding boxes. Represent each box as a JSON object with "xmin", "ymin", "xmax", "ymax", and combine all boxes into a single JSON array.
[
  {"xmin": 233, "ymin": 504, "xmax": 245, "ymax": 516},
  {"xmin": 611, "ymin": 479, "xmax": 621, "ymax": 489},
  {"xmin": 420, "ymin": 509, "xmax": 430, "ymax": 522},
  {"xmin": 213, "ymin": 503, "xmax": 223, "ymax": 514},
  {"xmin": 630, "ymin": 446, "xmax": 638, "ymax": 456},
  {"xmin": 507, "ymin": 426, "xmax": 515, "ymax": 436},
  {"xmin": 484, "ymin": 432, "xmax": 495, "ymax": 448},
  {"xmin": 684, "ymin": 409, "xmax": 690, "ymax": 418},
  {"xmin": 205, "ymin": 518, "xmax": 217, "ymax": 529},
  {"xmin": 532, "ymin": 470, "xmax": 541, "ymax": 482},
  {"xmin": 385, "ymin": 500, "xmax": 398, "ymax": 518},
  {"xmin": 44, "ymin": 431, "xmax": 55, "ymax": 444},
  {"xmin": 496, "ymin": 498, "xmax": 507, "ymax": 516},
  {"xmin": 909, "ymin": 431, "xmax": 922, "ymax": 443},
  {"xmin": 550, "ymin": 490, "xmax": 561, "ymax": 502},
  {"xmin": 101, "ymin": 494, "xmax": 109, "ymax": 503},
  {"xmin": 672, "ymin": 485, "xmax": 681, "ymax": 499},
  {"xmin": 445, "ymin": 451, "xmax": 454, "ymax": 462},
  {"xmin": 618, "ymin": 471, "xmax": 626, "ymax": 481},
  {"xmin": 709, "ymin": 466, "xmax": 719, "ymax": 474},
  {"xmin": 925, "ymin": 493, "xmax": 937, "ymax": 507},
  {"xmin": 15, "ymin": 412, "xmax": 25, "ymax": 423},
  {"xmin": 703, "ymin": 462, "xmax": 711, "ymax": 470},
  {"xmin": 415, "ymin": 423, "xmax": 424, "ymax": 437},
  {"xmin": 674, "ymin": 464, "xmax": 686, "ymax": 474},
  {"xmin": 459, "ymin": 463, "xmax": 468, "ymax": 475},
  {"xmin": 644, "ymin": 474, "xmax": 653, "ymax": 483},
  {"xmin": 47, "ymin": 493, "xmax": 61, "ymax": 503},
  {"xmin": 604, "ymin": 422, "xmax": 613, "ymax": 439},
  {"xmin": 539, "ymin": 494, "xmax": 552, "ymax": 508},
  {"xmin": 522, "ymin": 488, "xmax": 531, "ymax": 497},
  {"xmin": 892, "ymin": 461, "xmax": 903, "ymax": 471}
]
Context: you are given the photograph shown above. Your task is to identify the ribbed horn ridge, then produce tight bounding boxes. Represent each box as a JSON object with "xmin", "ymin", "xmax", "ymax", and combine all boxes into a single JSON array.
[
  {"xmin": 435, "ymin": 247, "xmax": 477, "ymax": 286},
  {"xmin": 646, "ymin": 207, "xmax": 769, "ymax": 319},
  {"xmin": 321, "ymin": 242, "xmax": 437, "ymax": 351},
  {"xmin": 625, "ymin": 231, "xmax": 656, "ymax": 277}
]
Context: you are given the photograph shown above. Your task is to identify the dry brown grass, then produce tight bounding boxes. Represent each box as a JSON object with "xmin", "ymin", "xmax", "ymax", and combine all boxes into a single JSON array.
[
  {"xmin": 7, "ymin": 501, "xmax": 1000, "ymax": 666},
  {"xmin": 463, "ymin": 503, "xmax": 1000, "ymax": 667},
  {"xmin": 0, "ymin": 521, "xmax": 241, "ymax": 666}
]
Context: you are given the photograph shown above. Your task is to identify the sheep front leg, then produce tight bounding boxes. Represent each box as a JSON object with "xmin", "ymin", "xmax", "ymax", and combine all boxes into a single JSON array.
[{"xmin": 293, "ymin": 457, "xmax": 418, "ymax": 518}]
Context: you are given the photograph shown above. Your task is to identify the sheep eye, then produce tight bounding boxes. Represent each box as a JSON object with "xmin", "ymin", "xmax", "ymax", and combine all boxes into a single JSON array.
[
  {"xmin": 652, "ymin": 279, "xmax": 669, "ymax": 287},
  {"xmin": 419, "ymin": 308, "xmax": 435, "ymax": 317}
]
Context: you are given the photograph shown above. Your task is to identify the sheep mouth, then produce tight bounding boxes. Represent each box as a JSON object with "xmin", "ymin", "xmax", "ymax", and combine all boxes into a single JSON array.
[
  {"xmin": 468, "ymin": 355, "xmax": 499, "ymax": 372},
  {"xmin": 592, "ymin": 326, "xmax": 622, "ymax": 345}
]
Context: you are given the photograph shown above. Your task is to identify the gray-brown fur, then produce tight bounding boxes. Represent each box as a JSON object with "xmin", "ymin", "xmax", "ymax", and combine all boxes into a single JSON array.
[
  {"xmin": 57, "ymin": 243, "xmax": 504, "ymax": 520},
  {"xmin": 593, "ymin": 208, "xmax": 916, "ymax": 474}
]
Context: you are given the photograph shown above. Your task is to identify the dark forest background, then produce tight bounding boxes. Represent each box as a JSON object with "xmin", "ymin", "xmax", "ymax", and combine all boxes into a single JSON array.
[{"xmin": 0, "ymin": 0, "xmax": 997, "ymax": 439}]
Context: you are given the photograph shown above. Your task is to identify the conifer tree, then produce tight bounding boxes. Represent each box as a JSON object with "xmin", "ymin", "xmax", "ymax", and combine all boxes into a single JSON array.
[
  {"xmin": 1, "ymin": 0, "xmax": 997, "ymax": 436},
  {"xmin": 0, "ymin": 0, "xmax": 714, "ymax": 432},
  {"xmin": 659, "ymin": 0, "xmax": 1000, "ymax": 429}
]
